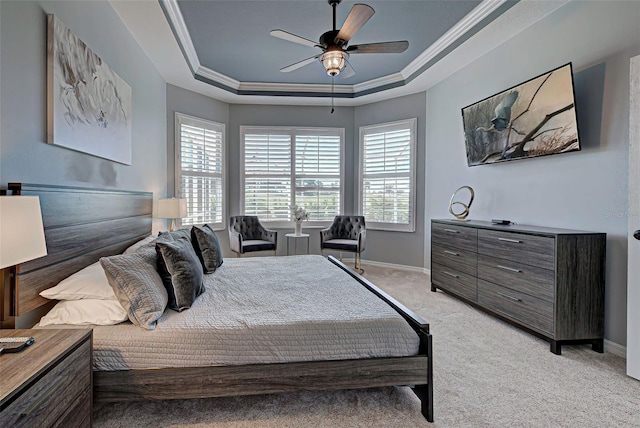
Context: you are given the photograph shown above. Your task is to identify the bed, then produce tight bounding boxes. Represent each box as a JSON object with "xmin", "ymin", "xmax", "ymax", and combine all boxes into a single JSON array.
[{"xmin": 4, "ymin": 183, "xmax": 434, "ymax": 422}]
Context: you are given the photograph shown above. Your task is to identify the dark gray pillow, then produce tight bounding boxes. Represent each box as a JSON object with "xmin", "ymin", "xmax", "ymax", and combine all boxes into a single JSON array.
[
  {"xmin": 191, "ymin": 224, "xmax": 224, "ymax": 273},
  {"xmin": 100, "ymin": 249, "xmax": 168, "ymax": 330},
  {"xmin": 156, "ymin": 235, "xmax": 204, "ymax": 312},
  {"xmin": 158, "ymin": 228, "xmax": 192, "ymax": 242}
]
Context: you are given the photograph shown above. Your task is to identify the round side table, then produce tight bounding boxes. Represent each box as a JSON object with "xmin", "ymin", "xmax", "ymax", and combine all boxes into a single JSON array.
[{"xmin": 285, "ymin": 233, "xmax": 310, "ymax": 255}]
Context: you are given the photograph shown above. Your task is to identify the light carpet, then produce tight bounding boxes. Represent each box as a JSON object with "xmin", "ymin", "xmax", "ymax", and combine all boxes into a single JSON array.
[{"xmin": 93, "ymin": 263, "xmax": 640, "ymax": 427}]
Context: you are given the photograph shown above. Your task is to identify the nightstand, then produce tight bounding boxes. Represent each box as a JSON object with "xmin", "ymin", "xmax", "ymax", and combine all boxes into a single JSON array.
[{"xmin": 0, "ymin": 329, "xmax": 92, "ymax": 427}]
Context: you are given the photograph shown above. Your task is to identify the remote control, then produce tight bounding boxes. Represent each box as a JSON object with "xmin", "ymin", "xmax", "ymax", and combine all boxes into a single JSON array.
[
  {"xmin": 0, "ymin": 336, "xmax": 35, "ymax": 355},
  {"xmin": 491, "ymin": 219, "xmax": 511, "ymax": 225}
]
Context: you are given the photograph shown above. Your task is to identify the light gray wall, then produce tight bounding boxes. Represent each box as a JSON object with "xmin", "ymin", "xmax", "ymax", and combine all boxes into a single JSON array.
[
  {"xmin": 0, "ymin": 0, "xmax": 167, "ymax": 327},
  {"xmin": 228, "ymin": 104, "xmax": 356, "ymax": 256},
  {"xmin": 355, "ymin": 92, "xmax": 426, "ymax": 268},
  {"xmin": 424, "ymin": 0, "xmax": 640, "ymax": 346},
  {"xmin": 165, "ymin": 83, "xmax": 230, "ymax": 248}
]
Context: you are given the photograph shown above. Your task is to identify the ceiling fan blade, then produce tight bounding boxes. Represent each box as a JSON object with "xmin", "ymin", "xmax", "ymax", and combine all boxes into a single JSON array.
[
  {"xmin": 337, "ymin": 59, "xmax": 355, "ymax": 79},
  {"xmin": 280, "ymin": 55, "xmax": 320, "ymax": 73},
  {"xmin": 270, "ymin": 29, "xmax": 318, "ymax": 48},
  {"xmin": 347, "ymin": 40, "xmax": 409, "ymax": 54},
  {"xmin": 334, "ymin": 4, "xmax": 375, "ymax": 45}
]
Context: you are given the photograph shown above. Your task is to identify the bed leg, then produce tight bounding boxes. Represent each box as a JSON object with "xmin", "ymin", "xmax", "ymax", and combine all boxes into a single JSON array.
[{"xmin": 412, "ymin": 332, "xmax": 434, "ymax": 422}]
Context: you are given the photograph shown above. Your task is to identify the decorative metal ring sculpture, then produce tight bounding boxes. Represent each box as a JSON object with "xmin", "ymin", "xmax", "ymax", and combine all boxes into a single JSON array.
[{"xmin": 448, "ymin": 186, "xmax": 475, "ymax": 220}]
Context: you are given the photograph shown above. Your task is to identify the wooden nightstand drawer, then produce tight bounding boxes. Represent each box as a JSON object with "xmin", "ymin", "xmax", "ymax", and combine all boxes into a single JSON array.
[
  {"xmin": 478, "ymin": 279, "xmax": 553, "ymax": 335},
  {"xmin": 477, "ymin": 253, "xmax": 555, "ymax": 303},
  {"xmin": 477, "ymin": 229, "xmax": 555, "ymax": 270},
  {"xmin": 432, "ymin": 222, "xmax": 477, "ymax": 253},
  {"xmin": 0, "ymin": 339, "xmax": 91, "ymax": 428},
  {"xmin": 0, "ymin": 329, "xmax": 92, "ymax": 428}
]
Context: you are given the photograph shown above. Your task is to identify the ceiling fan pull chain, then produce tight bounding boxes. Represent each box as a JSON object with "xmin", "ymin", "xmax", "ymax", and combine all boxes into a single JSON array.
[{"xmin": 331, "ymin": 76, "xmax": 335, "ymax": 114}]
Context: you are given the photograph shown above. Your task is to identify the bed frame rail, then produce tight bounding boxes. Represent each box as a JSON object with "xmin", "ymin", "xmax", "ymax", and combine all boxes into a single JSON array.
[{"xmin": 327, "ymin": 255, "xmax": 433, "ymax": 421}]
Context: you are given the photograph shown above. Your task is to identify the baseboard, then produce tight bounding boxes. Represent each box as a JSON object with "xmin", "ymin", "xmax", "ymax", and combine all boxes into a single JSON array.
[
  {"xmin": 345, "ymin": 258, "xmax": 429, "ymax": 274},
  {"xmin": 605, "ymin": 339, "xmax": 626, "ymax": 358}
]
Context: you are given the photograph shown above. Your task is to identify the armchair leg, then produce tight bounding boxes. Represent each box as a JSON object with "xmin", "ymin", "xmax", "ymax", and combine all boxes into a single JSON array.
[
  {"xmin": 339, "ymin": 251, "xmax": 343, "ymax": 262},
  {"xmin": 355, "ymin": 252, "xmax": 364, "ymax": 274}
]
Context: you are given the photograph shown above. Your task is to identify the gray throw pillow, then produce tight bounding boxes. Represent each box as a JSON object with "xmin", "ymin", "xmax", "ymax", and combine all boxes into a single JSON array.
[
  {"xmin": 191, "ymin": 224, "xmax": 224, "ymax": 273},
  {"xmin": 100, "ymin": 248, "xmax": 168, "ymax": 330},
  {"xmin": 156, "ymin": 235, "xmax": 205, "ymax": 312}
]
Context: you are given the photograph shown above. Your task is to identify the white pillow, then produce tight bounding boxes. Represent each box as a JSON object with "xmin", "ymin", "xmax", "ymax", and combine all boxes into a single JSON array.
[
  {"xmin": 39, "ymin": 299, "xmax": 128, "ymax": 326},
  {"xmin": 123, "ymin": 235, "xmax": 156, "ymax": 254},
  {"xmin": 40, "ymin": 261, "xmax": 116, "ymax": 300}
]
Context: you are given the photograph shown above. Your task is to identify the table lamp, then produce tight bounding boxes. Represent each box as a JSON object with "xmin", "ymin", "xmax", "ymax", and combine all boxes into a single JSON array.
[
  {"xmin": 0, "ymin": 196, "xmax": 48, "ymax": 325},
  {"xmin": 158, "ymin": 198, "xmax": 187, "ymax": 231},
  {"xmin": 0, "ymin": 196, "xmax": 48, "ymax": 269}
]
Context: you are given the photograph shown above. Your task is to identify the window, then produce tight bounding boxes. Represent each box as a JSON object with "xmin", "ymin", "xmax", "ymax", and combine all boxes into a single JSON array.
[
  {"xmin": 241, "ymin": 126, "xmax": 344, "ymax": 223},
  {"xmin": 359, "ymin": 118, "xmax": 416, "ymax": 232},
  {"xmin": 175, "ymin": 113, "xmax": 225, "ymax": 229}
]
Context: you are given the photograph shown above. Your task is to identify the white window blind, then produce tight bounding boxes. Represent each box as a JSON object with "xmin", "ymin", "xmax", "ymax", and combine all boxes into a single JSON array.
[
  {"xmin": 241, "ymin": 126, "xmax": 344, "ymax": 223},
  {"xmin": 359, "ymin": 118, "xmax": 416, "ymax": 232},
  {"xmin": 176, "ymin": 113, "xmax": 225, "ymax": 229}
]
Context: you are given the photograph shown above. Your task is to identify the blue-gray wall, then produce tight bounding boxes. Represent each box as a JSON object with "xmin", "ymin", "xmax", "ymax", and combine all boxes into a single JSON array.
[
  {"xmin": 0, "ymin": 0, "xmax": 167, "ymax": 327},
  {"xmin": 424, "ymin": 0, "xmax": 640, "ymax": 346}
]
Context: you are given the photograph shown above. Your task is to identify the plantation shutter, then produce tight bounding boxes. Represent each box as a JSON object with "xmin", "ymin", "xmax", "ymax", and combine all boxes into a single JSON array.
[
  {"xmin": 243, "ymin": 132, "xmax": 292, "ymax": 220},
  {"xmin": 360, "ymin": 119, "xmax": 416, "ymax": 232},
  {"xmin": 295, "ymin": 132, "xmax": 341, "ymax": 221},
  {"xmin": 177, "ymin": 113, "xmax": 225, "ymax": 228},
  {"xmin": 241, "ymin": 127, "xmax": 344, "ymax": 223}
]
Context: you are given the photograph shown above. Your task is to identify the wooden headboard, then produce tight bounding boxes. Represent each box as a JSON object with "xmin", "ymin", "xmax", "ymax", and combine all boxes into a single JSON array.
[{"xmin": 6, "ymin": 183, "xmax": 153, "ymax": 318}]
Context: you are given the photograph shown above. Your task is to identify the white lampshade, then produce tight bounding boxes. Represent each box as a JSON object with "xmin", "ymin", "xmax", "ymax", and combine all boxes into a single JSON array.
[
  {"xmin": 157, "ymin": 198, "xmax": 187, "ymax": 219},
  {"xmin": 0, "ymin": 196, "xmax": 48, "ymax": 269}
]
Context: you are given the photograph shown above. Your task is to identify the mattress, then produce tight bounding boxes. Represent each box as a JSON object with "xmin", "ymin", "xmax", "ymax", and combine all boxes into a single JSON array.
[{"xmin": 83, "ymin": 255, "xmax": 420, "ymax": 371}]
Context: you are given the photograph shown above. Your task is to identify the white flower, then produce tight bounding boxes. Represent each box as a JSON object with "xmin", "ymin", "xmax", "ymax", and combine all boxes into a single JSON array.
[{"xmin": 291, "ymin": 205, "xmax": 309, "ymax": 222}]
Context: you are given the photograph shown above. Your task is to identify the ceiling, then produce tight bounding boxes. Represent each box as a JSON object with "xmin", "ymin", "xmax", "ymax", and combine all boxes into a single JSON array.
[{"xmin": 110, "ymin": 0, "xmax": 570, "ymax": 106}]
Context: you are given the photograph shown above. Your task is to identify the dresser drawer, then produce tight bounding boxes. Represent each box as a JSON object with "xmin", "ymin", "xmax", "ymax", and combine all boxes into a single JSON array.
[
  {"xmin": 0, "ymin": 340, "xmax": 91, "ymax": 428},
  {"xmin": 432, "ymin": 263, "xmax": 477, "ymax": 302},
  {"xmin": 478, "ymin": 279, "xmax": 553, "ymax": 335},
  {"xmin": 432, "ymin": 222, "xmax": 477, "ymax": 253},
  {"xmin": 477, "ymin": 229, "xmax": 555, "ymax": 270},
  {"xmin": 432, "ymin": 243, "xmax": 477, "ymax": 276},
  {"xmin": 477, "ymin": 254, "xmax": 555, "ymax": 303}
]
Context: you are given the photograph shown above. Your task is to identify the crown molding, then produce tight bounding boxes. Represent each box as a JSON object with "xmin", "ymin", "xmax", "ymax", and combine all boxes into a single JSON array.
[
  {"xmin": 161, "ymin": 0, "xmax": 513, "ymax": 98},
  {"xmin": 403, "ymin": 0, "xmax": 509, "ymax": 78}
]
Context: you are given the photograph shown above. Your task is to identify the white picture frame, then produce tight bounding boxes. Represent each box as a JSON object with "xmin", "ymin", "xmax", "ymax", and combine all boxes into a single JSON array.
[{"xmin": 47, "ymin": 14, "xmax": 132, "ymax": 165}]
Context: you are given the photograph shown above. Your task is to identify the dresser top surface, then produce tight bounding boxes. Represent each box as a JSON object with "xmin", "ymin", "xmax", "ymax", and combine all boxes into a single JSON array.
[{"xmin": 432, "ymin": 219, "xmax": 605, "ymax": 237}]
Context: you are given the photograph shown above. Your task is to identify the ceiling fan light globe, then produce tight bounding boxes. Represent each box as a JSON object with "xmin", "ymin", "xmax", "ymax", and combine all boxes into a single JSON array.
[{"xmin": 322, "ymin": 50, "xmax": 348, "ymax": 77}]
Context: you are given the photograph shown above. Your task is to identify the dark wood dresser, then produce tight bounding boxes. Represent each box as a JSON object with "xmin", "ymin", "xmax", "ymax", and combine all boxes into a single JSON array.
[
  {"xmin": 430, "ymin": 219, "xmax": 606, "ymax": 354},
  {"xmin": 0, "ymin": 329, "xmax": 92, "ymax": 427}
]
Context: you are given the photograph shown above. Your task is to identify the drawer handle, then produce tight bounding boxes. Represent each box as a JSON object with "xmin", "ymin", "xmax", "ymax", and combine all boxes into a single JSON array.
[
  {"xmin": 20, "ymin": 375, "xmax": 67, "ymax": 418},
  {"xmin": 443, "ymin": 271, "xmax": 459, "ymax": 279},
  {"xmin": 497, "ymin": 291, "xmax": 522, "ymax": 302},
  {"xmin": 497, "ymin": 265, "xmax": 522, "ymax": 273},
  {"xmin": 444, "ymin": 250, "xmax": 460, "ymax": 256},
  {"xmin": 444, "ymin": 228, "xmax": 459, "ymax": 233},
  {"xmin": 498, "ymin": 237, "xmax": 522, "ymax": 243}
]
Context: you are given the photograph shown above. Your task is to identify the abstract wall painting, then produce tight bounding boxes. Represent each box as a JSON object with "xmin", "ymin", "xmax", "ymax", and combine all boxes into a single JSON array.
[
  {"xmin": 461, "ymin": 63, "xmax": 580, "ymax": 166},
  {"xmin": 47, "ymin": 14, "xmax": 132, "ymax": 165}
]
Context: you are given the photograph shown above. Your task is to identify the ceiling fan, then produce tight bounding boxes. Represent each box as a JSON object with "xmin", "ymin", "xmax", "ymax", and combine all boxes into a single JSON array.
[{"xmin": 270, "ymin": 0, "xmax": 409, "ymax": 78}]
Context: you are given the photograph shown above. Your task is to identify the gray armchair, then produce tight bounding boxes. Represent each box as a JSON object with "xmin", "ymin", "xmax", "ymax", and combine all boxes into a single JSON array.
[
  {"xmin": 320, "ymin": 215, "xmax": 366, "ymax": 272},
  {"xmin": 229, "ymin": 216, "xmax": 277, "ymax": 257}
]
